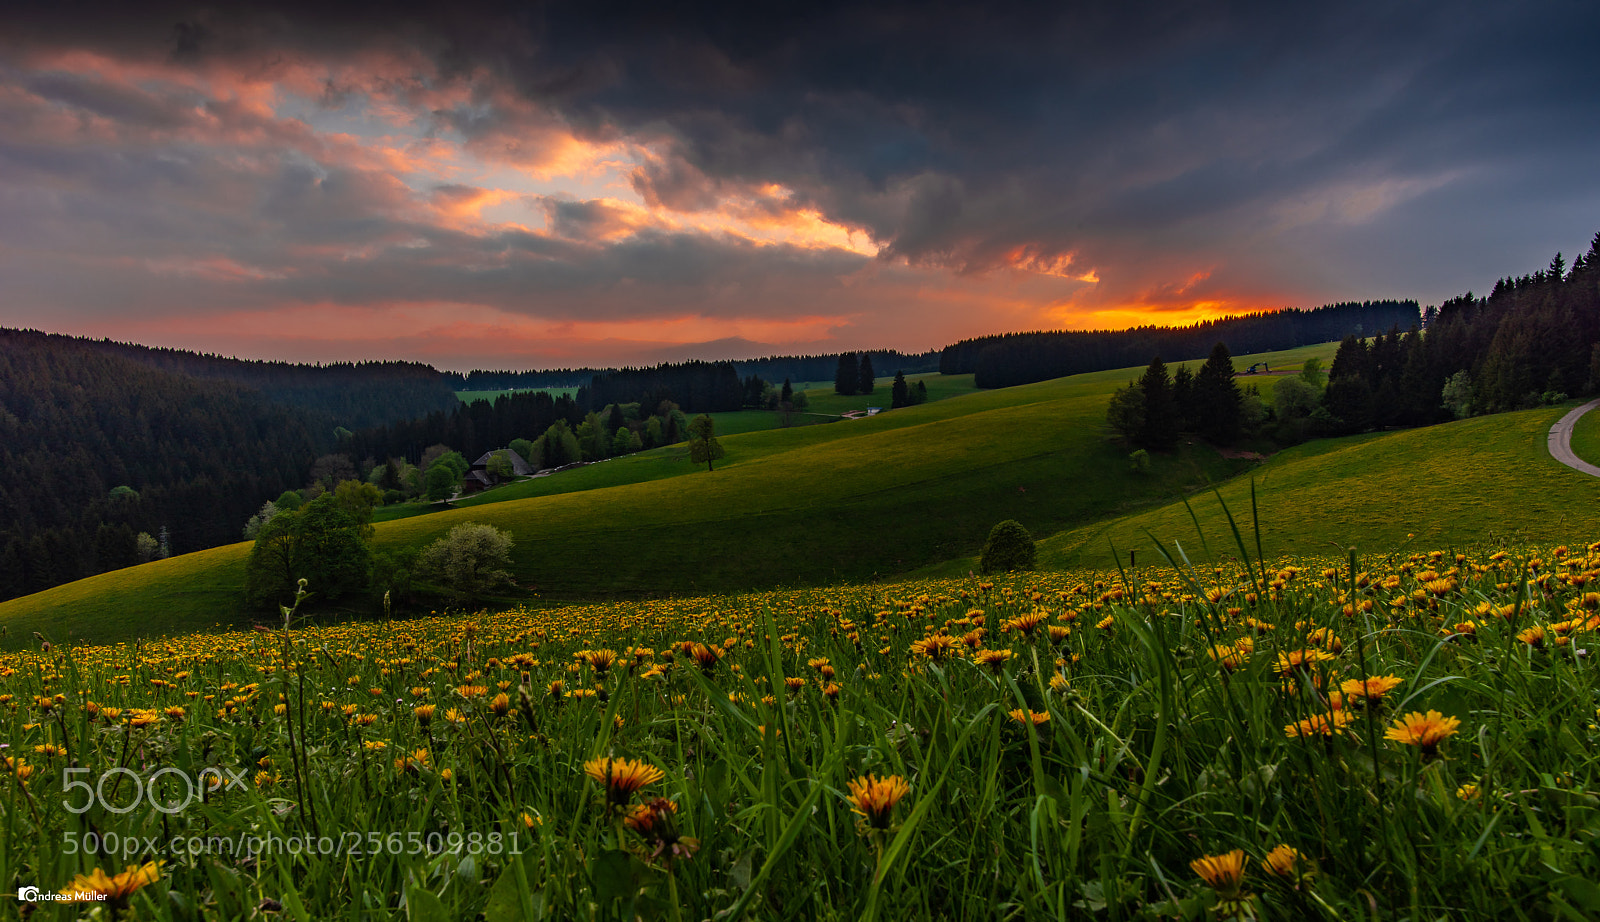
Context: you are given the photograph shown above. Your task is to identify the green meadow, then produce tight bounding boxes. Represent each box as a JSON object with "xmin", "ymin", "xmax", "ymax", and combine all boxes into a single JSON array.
[{"xmin": 10, "ymin": 340, "xmax": 1598, "ymax": 650}]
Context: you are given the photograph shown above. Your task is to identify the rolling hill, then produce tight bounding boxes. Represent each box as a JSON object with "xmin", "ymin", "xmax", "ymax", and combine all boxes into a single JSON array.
[{"xmin": 22, "ymin": 340, "xmax": 1594, "ymax": 649}]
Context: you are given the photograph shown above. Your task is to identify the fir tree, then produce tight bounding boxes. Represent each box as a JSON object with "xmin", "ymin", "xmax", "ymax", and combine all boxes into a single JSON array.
[
  {"xmin": 891, "ymin": 370, "xmax": 910, "ymax": 408},
  {"xmin": 857, "ymin": 353, "xmax": 876, "ymax": 395},
  {"xmin": 1136, "ymin": 358, "xmax": 1179, "ymax": 450},
  {"xmin": 1193, "ymin": 343, "xmax": 1242, "ymax": 443},
  {"xmin": 835, "ymin": 353, "xmax": 858, "ymax": 395}
]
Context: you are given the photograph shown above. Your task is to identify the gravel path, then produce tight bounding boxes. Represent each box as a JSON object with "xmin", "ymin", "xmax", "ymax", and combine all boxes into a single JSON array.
[{"xmin": 1547, "ymin": 398, "xmax": 1600, "ymax": 478}]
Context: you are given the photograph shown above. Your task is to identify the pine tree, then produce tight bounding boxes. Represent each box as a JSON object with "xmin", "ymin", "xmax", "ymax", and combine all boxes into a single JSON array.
[
  {"xmin": 890, "ymin": 371, "xmax": 909, "ymax": 408},
  {"xmin": 1193, "ymin": 343, "xmax": 1242, "ymax": 443},
  {"xmin": 1135, "ymin": 358, "xmax": 1178, "ymax": 450},
  {"xmin": 1171, "ymin": 365, "xmax": 1195, "ymax": 430},
  {"xmin": 835, "ymin": 353, "xmax": 858, "ymax": 395},
  {"xmin": 780, "ymin": 378, "xmax": 793, "ymax": 404},
  {"xmin": 858, "ymin": 354, "xmax": 876, "ymax": 395}
]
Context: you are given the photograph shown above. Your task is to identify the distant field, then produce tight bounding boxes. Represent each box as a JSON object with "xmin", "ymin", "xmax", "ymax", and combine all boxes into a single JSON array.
[
  {"xmin": 800, "ymin": 372, "xmax": 977, "ymax": 416},
  {"xmin": 455, "ymin": 386, "xmax": 579, "ymax": 403},
  {"xmin": 1570, "ymin": 401, "xmax": 1600, "ymax": 466}
]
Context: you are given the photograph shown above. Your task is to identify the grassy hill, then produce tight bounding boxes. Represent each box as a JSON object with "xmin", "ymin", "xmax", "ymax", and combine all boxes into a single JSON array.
[
  {"xmin": 910, "ymin": 402, "xmax": 1598, "ymax": 576},
  {"xmin": 46, "ymin": 339, "xmax": 1574, "ymax": 649}
]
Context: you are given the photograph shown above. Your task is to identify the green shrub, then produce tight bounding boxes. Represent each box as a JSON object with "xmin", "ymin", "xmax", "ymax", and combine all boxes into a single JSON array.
[{"xmin": 980, "ymin": 519, "xmax": 1036, "ymax": 573}]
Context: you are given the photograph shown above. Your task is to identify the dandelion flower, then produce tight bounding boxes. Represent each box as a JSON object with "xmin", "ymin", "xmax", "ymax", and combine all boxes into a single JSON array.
[
  {"xmin": 1274, "ymin": 648, "xmax": 1336, "ymax": 677},
  {"xmin": 1008, "ymin": 708, "xmax": 1051, "ymax": 726},
  {"xmin": 1190, "ymin": 849, "xmax": 1247, "ymax": 900},
  {"xmin": 1384, "ymin": 710, "xmax": 1461, "ymax": 758},
  {"xmin": 1261, "ymin": 844, "xmax": 1312, "ymax": 881},
  {"xmin": 1001, "ymin": 610, "xmax": 1049, "ymax": 636},
  {"xmin": 583, "ymin": 649, "xmax": 619, "ymax": 676},
  {"xmin": 1339, "ymin": 675, "xmax": 1403, "ymax": 705},
  {"xmin": 846, "ymin": 774, "xmax": 910, "ymax": 830},
  {"xmin": 973, "ymin": 649, "xmax": 1013, "ymax": 673},
  {"xmin": 60, "ymin": 862, "xmax": 161, "ymax": 906},
  {"xmin": 911, "ymin": 634, "xmax": 960, "ymax": 661},
  {"xmin": 584, "ymin": 757, "xmax": 665, "ymax": 808},
  {"xmin": 1284, "ymin": 710, "xmax": 1355, "ymax": 740},
  {"xmin": 1209, "ymin": 644, "xmax": 1247, "ymax": 672}
]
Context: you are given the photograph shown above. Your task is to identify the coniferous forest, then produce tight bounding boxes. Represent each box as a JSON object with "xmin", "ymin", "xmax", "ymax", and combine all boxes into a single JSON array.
[
  {"xmin": 940, "ymin": 300, "xmax": 1421, "ymax": 387},
  {"xmin": 0, "ymin": 331, "xmax": 323, "ymax": 599}
]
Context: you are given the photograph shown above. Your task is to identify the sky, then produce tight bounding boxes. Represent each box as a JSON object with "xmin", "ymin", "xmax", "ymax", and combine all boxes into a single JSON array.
[{"xmin": 1, "ymin": 1, "xmax": 1597, "ymax": 371}]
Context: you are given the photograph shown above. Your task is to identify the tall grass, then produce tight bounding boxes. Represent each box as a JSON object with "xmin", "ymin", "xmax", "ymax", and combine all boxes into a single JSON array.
[{"xmin": 2, "ymin": 532, "xmax": 1598, "ymax": 918}]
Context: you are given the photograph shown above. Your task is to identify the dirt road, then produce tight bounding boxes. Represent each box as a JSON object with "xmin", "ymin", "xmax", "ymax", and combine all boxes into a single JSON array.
[{"xmin": 1547, "ymin": 398, "xmax": 1600, "ymax": 477}]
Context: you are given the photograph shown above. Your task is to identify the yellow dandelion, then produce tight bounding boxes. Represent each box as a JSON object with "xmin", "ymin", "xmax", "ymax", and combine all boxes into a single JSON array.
[
  {"xmin": 1261, "ymin": 844, "xmax": 1312, "ymax": 881},
  {"xmin": 1274, "ymin": 648, "xmax": 1336, "ymax": 676},
  {"xmin": 846, "ymin": 774, "xmax": 910, "ymax": 830},
  {"xmin": 1339, "ymin": 674, "xmax": 1403, "ymax": 704},
  {"xmin": 1007, "ymin": 708, "xmax": 1051, "ymax": 726},
  {"xmin": 59, "ymin": 862, "xmax": 161, "ymax": 905},
  {"xmin": 972, "ymin": 649, "xmax": 1013, "ymax": 673},
  {"xmin": 910, "ymin": 634, "xmax": 960, "ymax": 661},
  {"xmin": 1190, "ymin": 849, "xmax": 1247, "ymax": 900},
  {"xmin": 1384, "ymin": 710, "xmax": 1461, "ymax": 758},
  {"xmin": 584, "ymin": 757, "xmax": 665, "ymax": 807},
  {"xmin": 1284, "ymin": 710, "xmax": 1355, "ymax": 740}
]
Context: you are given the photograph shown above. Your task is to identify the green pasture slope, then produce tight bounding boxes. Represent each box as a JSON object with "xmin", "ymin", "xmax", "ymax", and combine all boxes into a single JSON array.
[
  {"xmin": 0, "ymin": 353, "xmax": 1312, "ymax": 646},
  {"xmin": 374, "ymin": 375, "xmax": 979, "ymax": 524},
  {"xmin": 1571, "ymin": 402, "xmax": 1600, "ymax": 466},
  {"xmin": 1033, "ymin": 402, "xmax": 1600, "ymax": 571}
]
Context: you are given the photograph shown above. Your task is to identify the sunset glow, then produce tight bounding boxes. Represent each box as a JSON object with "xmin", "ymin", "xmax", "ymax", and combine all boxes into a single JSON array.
[{"xmin": 2, "ymin": 4, "xmax": 1596, "ymax": 368}]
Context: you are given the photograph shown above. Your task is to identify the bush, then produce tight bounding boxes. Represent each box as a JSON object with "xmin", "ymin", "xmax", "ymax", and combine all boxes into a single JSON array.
[
  {"xmin": 980, "ymin": 520, "xmax": 1036, "ymax": 574},
  {"xmin": 1127, "ymin": 449, "xmax": 1151, "ymax": 474},
  {"xmin": 418, "ymin": 523, "xmax": 516, "ymax": 602}
]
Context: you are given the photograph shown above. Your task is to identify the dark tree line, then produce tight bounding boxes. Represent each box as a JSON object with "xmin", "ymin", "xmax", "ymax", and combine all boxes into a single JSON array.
[
  {"xmin": 35, "ymin": 330, "xmax": 460, "ymax": 428},
  {"xmin": 579, "ymin": 361, "xmax": 745, "ymax": 414},
  {"xmin": 438, "ymin": 351, "xmax": 938, "ymax": 396},
  {"xmin": 0, "ymin": 330, "xmax": 329, "ymax": 601},
  {"xmin": 941, "ymin": 301, "xmax": 1420, "ymax": 388},
  {"xmin": 736, "ymin": 350, "xmax": 938, "ymax": 385},
  {"xmin": 439, "ymin": 368, "xmax": 597, "ymax": 391},
  {"xmin": 1108, "ymin": 345, "xmax": 1247, "ymax": 449},
  {"xmin": 344, "ymin": 390, "xmax": 587, "ymax": 469},
  {"xmin": 834, "ymin": 353, "xmax": 878, "ymax": 395},
  {"xmin": 1316, "ymin": 235, "xmax": 1600, "ymax": 433}
]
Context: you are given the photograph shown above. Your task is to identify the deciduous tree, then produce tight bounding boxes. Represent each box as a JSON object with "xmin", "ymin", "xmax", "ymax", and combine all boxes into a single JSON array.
[{"xmin": 687, "ymin": 414, "xmax": 726, "ymax": 472}]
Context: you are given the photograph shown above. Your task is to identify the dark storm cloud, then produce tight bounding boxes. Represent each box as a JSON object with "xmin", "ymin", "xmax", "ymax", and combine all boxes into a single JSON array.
[{"xmin": 3, "ymin": 0, "xmax": 1598, "ymax": 335}]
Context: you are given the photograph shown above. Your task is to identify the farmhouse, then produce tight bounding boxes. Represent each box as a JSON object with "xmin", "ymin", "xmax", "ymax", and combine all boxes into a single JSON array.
[{"xmin": 460, "ymin": 448, "xmax": 534, "ymax": 493}]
